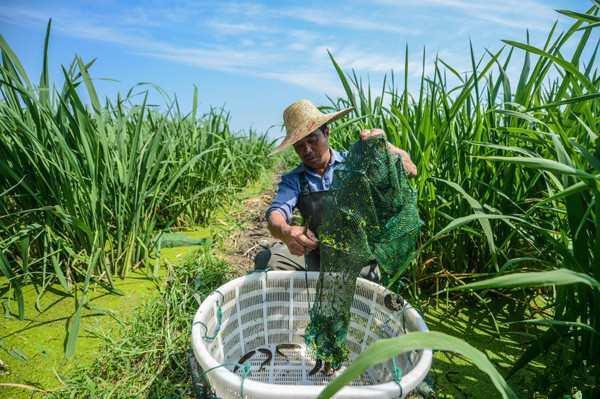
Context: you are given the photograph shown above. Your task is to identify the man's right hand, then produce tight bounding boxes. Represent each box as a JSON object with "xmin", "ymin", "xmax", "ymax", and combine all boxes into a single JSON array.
[
  {"xmin": 282, "ymin": 225, "xmax": 318, "ymax": 256},
  {"xmin": 360, "ymin": 128, "xmax": 417, "ymax": 177}
]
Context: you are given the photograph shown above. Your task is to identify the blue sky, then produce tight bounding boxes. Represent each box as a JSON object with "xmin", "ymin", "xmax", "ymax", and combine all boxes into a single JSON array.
[{"xmin": 0, "ymin": 0, "xmax": 595, "ymax": 137}]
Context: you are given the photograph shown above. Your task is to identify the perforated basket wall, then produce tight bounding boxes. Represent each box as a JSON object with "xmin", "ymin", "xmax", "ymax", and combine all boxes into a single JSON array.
[{"xmin": 191, "ymin": 271, "xmax": 432, "ymax": 399}]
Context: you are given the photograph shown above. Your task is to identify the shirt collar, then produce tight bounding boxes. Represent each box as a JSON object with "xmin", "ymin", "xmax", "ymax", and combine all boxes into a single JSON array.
[
  {"xmin": 297, "ymin": 148, "xmax": 342, "ymax": 175},
  {"xmin": 330, "ymin": 149, "xmax": 345, "ymax": 165}
]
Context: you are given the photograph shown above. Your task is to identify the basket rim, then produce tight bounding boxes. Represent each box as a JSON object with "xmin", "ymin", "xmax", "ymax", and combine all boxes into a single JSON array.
[{"xmin": 191, "ymin": 271, "xmax": 432, "ymax": 397}]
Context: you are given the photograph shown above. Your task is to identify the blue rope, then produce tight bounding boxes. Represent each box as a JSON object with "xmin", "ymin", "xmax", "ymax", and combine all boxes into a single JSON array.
[
  {"xmin": 193, "ymin": 290, "xmax": 225, "ymax": 341},
  {"xmin": 199, "ymin": 362, "xmax": 252, "ymax": 399},
  {"xmin": 193, "ymin": 289, "xmax": 253, "ymax": 397},
  {"xmin": 391, "ymin": 356, "xmax": 403, "ymax": 397},
  {"xmin": 238, "ymin": 363, "xmax": 251, "ymax": 397},
  {"xmin": 380, "ymin": 299, "xmax": 412, "ymax": 397}
]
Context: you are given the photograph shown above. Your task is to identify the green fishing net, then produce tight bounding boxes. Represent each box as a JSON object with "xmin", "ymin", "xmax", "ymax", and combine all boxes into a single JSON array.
[{"xmin": 304, "ymin": 135, "xmax": 422, "ymax": 369}]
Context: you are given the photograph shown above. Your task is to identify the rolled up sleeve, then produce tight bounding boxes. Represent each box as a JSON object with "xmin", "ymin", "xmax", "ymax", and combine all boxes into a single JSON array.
[{"xmin": 266, "ymin": 173, "xmax": 300, "ymax": 223}]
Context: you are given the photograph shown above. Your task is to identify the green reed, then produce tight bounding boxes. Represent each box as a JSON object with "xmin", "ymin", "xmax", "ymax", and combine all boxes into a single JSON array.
[
  {"xmin": 323, "ymin": 3, "xmax": 599, "ymax": 396},
  {"xmin": 0, "ymin": 20, "xmax": 273, "ymax": 346}
]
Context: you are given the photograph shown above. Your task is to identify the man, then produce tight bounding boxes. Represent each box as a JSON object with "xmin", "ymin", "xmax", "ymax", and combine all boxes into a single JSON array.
[{"xmin": 254, "ymin": 99, "xmax": 417, "ymax": 279}]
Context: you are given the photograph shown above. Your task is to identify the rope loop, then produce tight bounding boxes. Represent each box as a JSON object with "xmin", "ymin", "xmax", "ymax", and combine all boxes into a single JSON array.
[{"xmin": 193, "ymin": 290, "xmax": 225, "ymax": 341}]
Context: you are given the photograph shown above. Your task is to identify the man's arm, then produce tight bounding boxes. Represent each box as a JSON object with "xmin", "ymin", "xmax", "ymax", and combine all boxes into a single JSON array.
[
  {"xmin": 267, "ymin": 210, "xmax": 318, "ymax": 256},
  {"xmin": 360, "ymin": 128, "xmax": 417, "ymax": 177},
  {"xmin": 266, "ymin": 173, "xmax": 318, "ymax": 256}
]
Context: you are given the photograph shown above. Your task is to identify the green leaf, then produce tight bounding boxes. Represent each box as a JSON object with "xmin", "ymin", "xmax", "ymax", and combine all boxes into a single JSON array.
[
  {"xmin": 318, "ymin": 331, "xmax": 517, "ymax": 399},
  {"xmin": 7, "ymin": 347, "xmax": 29, "ymax": 361},
  {"xmin": 499, "ymin": 257, "xmax": 545, "ymax": 272},
  {"xmin": 576, "ymin": 21, "xmax": 600, "ymax": 30},
  {"xmin": 450, "ymin": 269, "xmax": 600, "ymax": 292},
  {"xmin": 506, "ymin": 319, "xmax": 599, "ymax": 336},
  {"xmin": 328, "ymin": 50, "xmax": 357, "ymax": 113},
  {"xmin": 0, "ymin": 33, "xmax": 33, "ymax": 88},
  {"xmin": 76, "ymin": 55, "xmax": 101, "ymax": 113},
  {"xmin": 534, "ymin": 181, "xmax": 589, "ymax": 207},
  {"xmin": 192, "ymin": 84, "xmax": 198, "ymax": 121},
  {"xmin": 64, "ymin": 300, "xmax": 83, "ymax": 358},
  {"xmin": 508, "ymin": 329, "xmax": 560, "ymax": 377},
  {"xmin": 39, "ymin": 19, "xmax": 52, "ymax": 105},
  {"xmin": 526, "ymin": 92, "xmax": 600, "ymax": 111},
  {"xmin": 51, "ymin": 253, "xmax": 70, "ymax": 292},
  {"xmin": 476, "ymin": 156, "xmax": 598, "ymax": 179},
  {"xmin": 432, "ymin": 213, "xmax": 528, "ymax": 239},
  {"xmin": 0, "ymin": 253, "xmax": 25, "ymax": 320},
  {"xmin": 556, "ymin": 9, "xmax": 600, "ymax": 24},
  {"xmin": 502, "ymin": 39, "xmax": 595, "ymax": 92},
  {"xmin": 435, "ymin": 178, "xmax": 497, "ymax": 262}
]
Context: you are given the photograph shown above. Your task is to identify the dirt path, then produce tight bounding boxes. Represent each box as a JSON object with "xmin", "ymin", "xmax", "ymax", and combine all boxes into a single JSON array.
[{"xmin": 219, "ymin": 173, "xmax": 281, "ymax": 274}]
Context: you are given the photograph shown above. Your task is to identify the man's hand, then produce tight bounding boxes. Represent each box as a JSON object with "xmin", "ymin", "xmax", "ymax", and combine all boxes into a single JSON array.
[
  {"xmin": 282, "ymin": 225, "xmax": 318, "ymax": 256},
  {"xmin": 267, "ymin": 211, "xmax": 318, "ymax": 256},
  {"xmin": 359, "ymin": 128, "xmax": 386, "ymax": 141},
  {"xmin": 359, "ymin": 128, "xmax": 417, "ymax": 177}
]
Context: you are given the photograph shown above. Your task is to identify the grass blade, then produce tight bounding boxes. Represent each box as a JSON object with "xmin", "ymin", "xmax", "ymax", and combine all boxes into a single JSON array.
[
  {"xmin": 64, "ymin": 298, "xmax": 84, "ymax": 358},
  {"xmin": 318, "ymin": 331, "xmax": 517, "ymax": 399},
  {"xmin": 476, "ymin": 155, "xmax": 598, "ymax": 179},
  {"xmin": 449, "ymin": 269, "xmax": 600, "ymax": 291}
]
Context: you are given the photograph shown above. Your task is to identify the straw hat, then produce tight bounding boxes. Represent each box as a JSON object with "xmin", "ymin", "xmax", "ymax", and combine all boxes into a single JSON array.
[{"xmin": 271, "ymin": 99, "xmax": 354, "ymax": 155}]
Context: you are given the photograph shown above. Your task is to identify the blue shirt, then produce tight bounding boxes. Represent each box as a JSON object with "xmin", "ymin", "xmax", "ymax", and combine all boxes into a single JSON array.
[{"xmin": 267, "ymin": 149, "xmax": 348, "ymax": 223}]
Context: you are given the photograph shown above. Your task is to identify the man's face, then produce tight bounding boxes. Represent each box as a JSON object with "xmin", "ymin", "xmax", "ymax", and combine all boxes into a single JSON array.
[{"xmin": 293, "ymin": 127, "xmax": 330, "ymax": 169}]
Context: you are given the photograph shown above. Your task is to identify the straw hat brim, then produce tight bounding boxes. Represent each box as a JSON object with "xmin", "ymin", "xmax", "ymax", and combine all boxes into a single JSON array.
[{"xmin": 270, "ymin": 107, "xmax": 354, "ymax": 155}]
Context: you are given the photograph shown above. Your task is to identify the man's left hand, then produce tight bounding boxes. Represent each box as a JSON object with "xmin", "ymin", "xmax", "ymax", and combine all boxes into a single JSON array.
[{"xmin": 359, "ymin": 128, "xmax": 417, "ymax": 177}]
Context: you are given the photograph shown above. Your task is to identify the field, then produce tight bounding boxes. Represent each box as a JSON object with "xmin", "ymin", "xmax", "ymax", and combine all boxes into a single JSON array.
[{"xmin": 1, "ymin": 4, "xmax": 599, "ymax": 399}]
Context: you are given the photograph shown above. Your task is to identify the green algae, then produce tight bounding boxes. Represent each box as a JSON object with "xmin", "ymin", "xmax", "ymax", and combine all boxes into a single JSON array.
[
  {"xmin": 0, "ymin": 271, "xmax": 157, "ymax": 397},
  {"xmin": 0, "ymin": 232, "xmax": 217, "ymax": 398}
]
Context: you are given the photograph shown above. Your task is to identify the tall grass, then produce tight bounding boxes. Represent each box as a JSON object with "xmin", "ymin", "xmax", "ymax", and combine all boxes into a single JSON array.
[
  {"xmin": 162, "ymin": 102, "xmax": 274, "ymax": 225},
  {"xmin": 323, "ymin": 3, "xmax": 599, "ymax": 396},
  {"xmin": 0, "ymin": 21, "xmax": 273, "ymax": 348}
]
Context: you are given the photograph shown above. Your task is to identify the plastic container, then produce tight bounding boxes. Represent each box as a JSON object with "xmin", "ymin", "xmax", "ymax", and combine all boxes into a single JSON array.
[{"xmin": 191, "ymin": 271, "xmax": 431, "ymax": 398}]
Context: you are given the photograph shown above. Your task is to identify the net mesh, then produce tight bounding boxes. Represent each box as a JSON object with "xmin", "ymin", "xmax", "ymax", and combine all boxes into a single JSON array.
[{"xmin": 304, "ymin": 135, "xmax": 422, "ymax": 369}]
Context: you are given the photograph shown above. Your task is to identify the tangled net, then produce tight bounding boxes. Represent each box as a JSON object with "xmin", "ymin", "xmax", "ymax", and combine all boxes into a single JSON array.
[{"xmin": 304, "ymin": 135, "xmax": 422, "ymax": 369}]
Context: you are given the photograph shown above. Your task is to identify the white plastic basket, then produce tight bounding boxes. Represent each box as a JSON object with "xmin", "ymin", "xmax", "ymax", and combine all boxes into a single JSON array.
[{"xmin": 191, "ymin": 271, "xmax": 432, "ymax": 398}]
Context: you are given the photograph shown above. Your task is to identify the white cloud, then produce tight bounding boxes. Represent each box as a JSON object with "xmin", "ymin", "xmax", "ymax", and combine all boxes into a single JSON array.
[
  {"xmin": 0, "ymin": 5, "xmax": 54, "ymax": 27},
  {"xmin": 312, "ymin": 45, "xmax": 430, "ymax": 77},
  {"xmin": 278, "ymin": 8, "xmax": 419, "ymax": 35},
  {"xmin": 0, "ymin": 0, "xmax": 571, "ymax": 101},
  {"xmin": 215, "ymin": 1, "xmax": 419, "ymax": 34},
  {"xmin": 240, "ymin": 38, "xmax": 255, "ymax": 47},
  {"xmin": 206, "ymin": 20, "xmax": 278, "ymax": 35},
  {"xmin": 218, "ymin": 1, "xmax": 267, "ymax": 17},
  {"xmin": 138, "ymin": 45, "xmax": 278, "ymax": 72},
  {"xmin": 0, "ymin": 4, "xmax": 347, "ymax": 95},
  {"xmin": 258, "ymin": 70, "xmax": 344, "ymax": 97},
  {"xmin": 118, "ymin": 8, "xmax": 164, "ymax": 28},
  {"xmin": 372, "ymin": 0, "xmax": 558, "ymax": 32}
]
